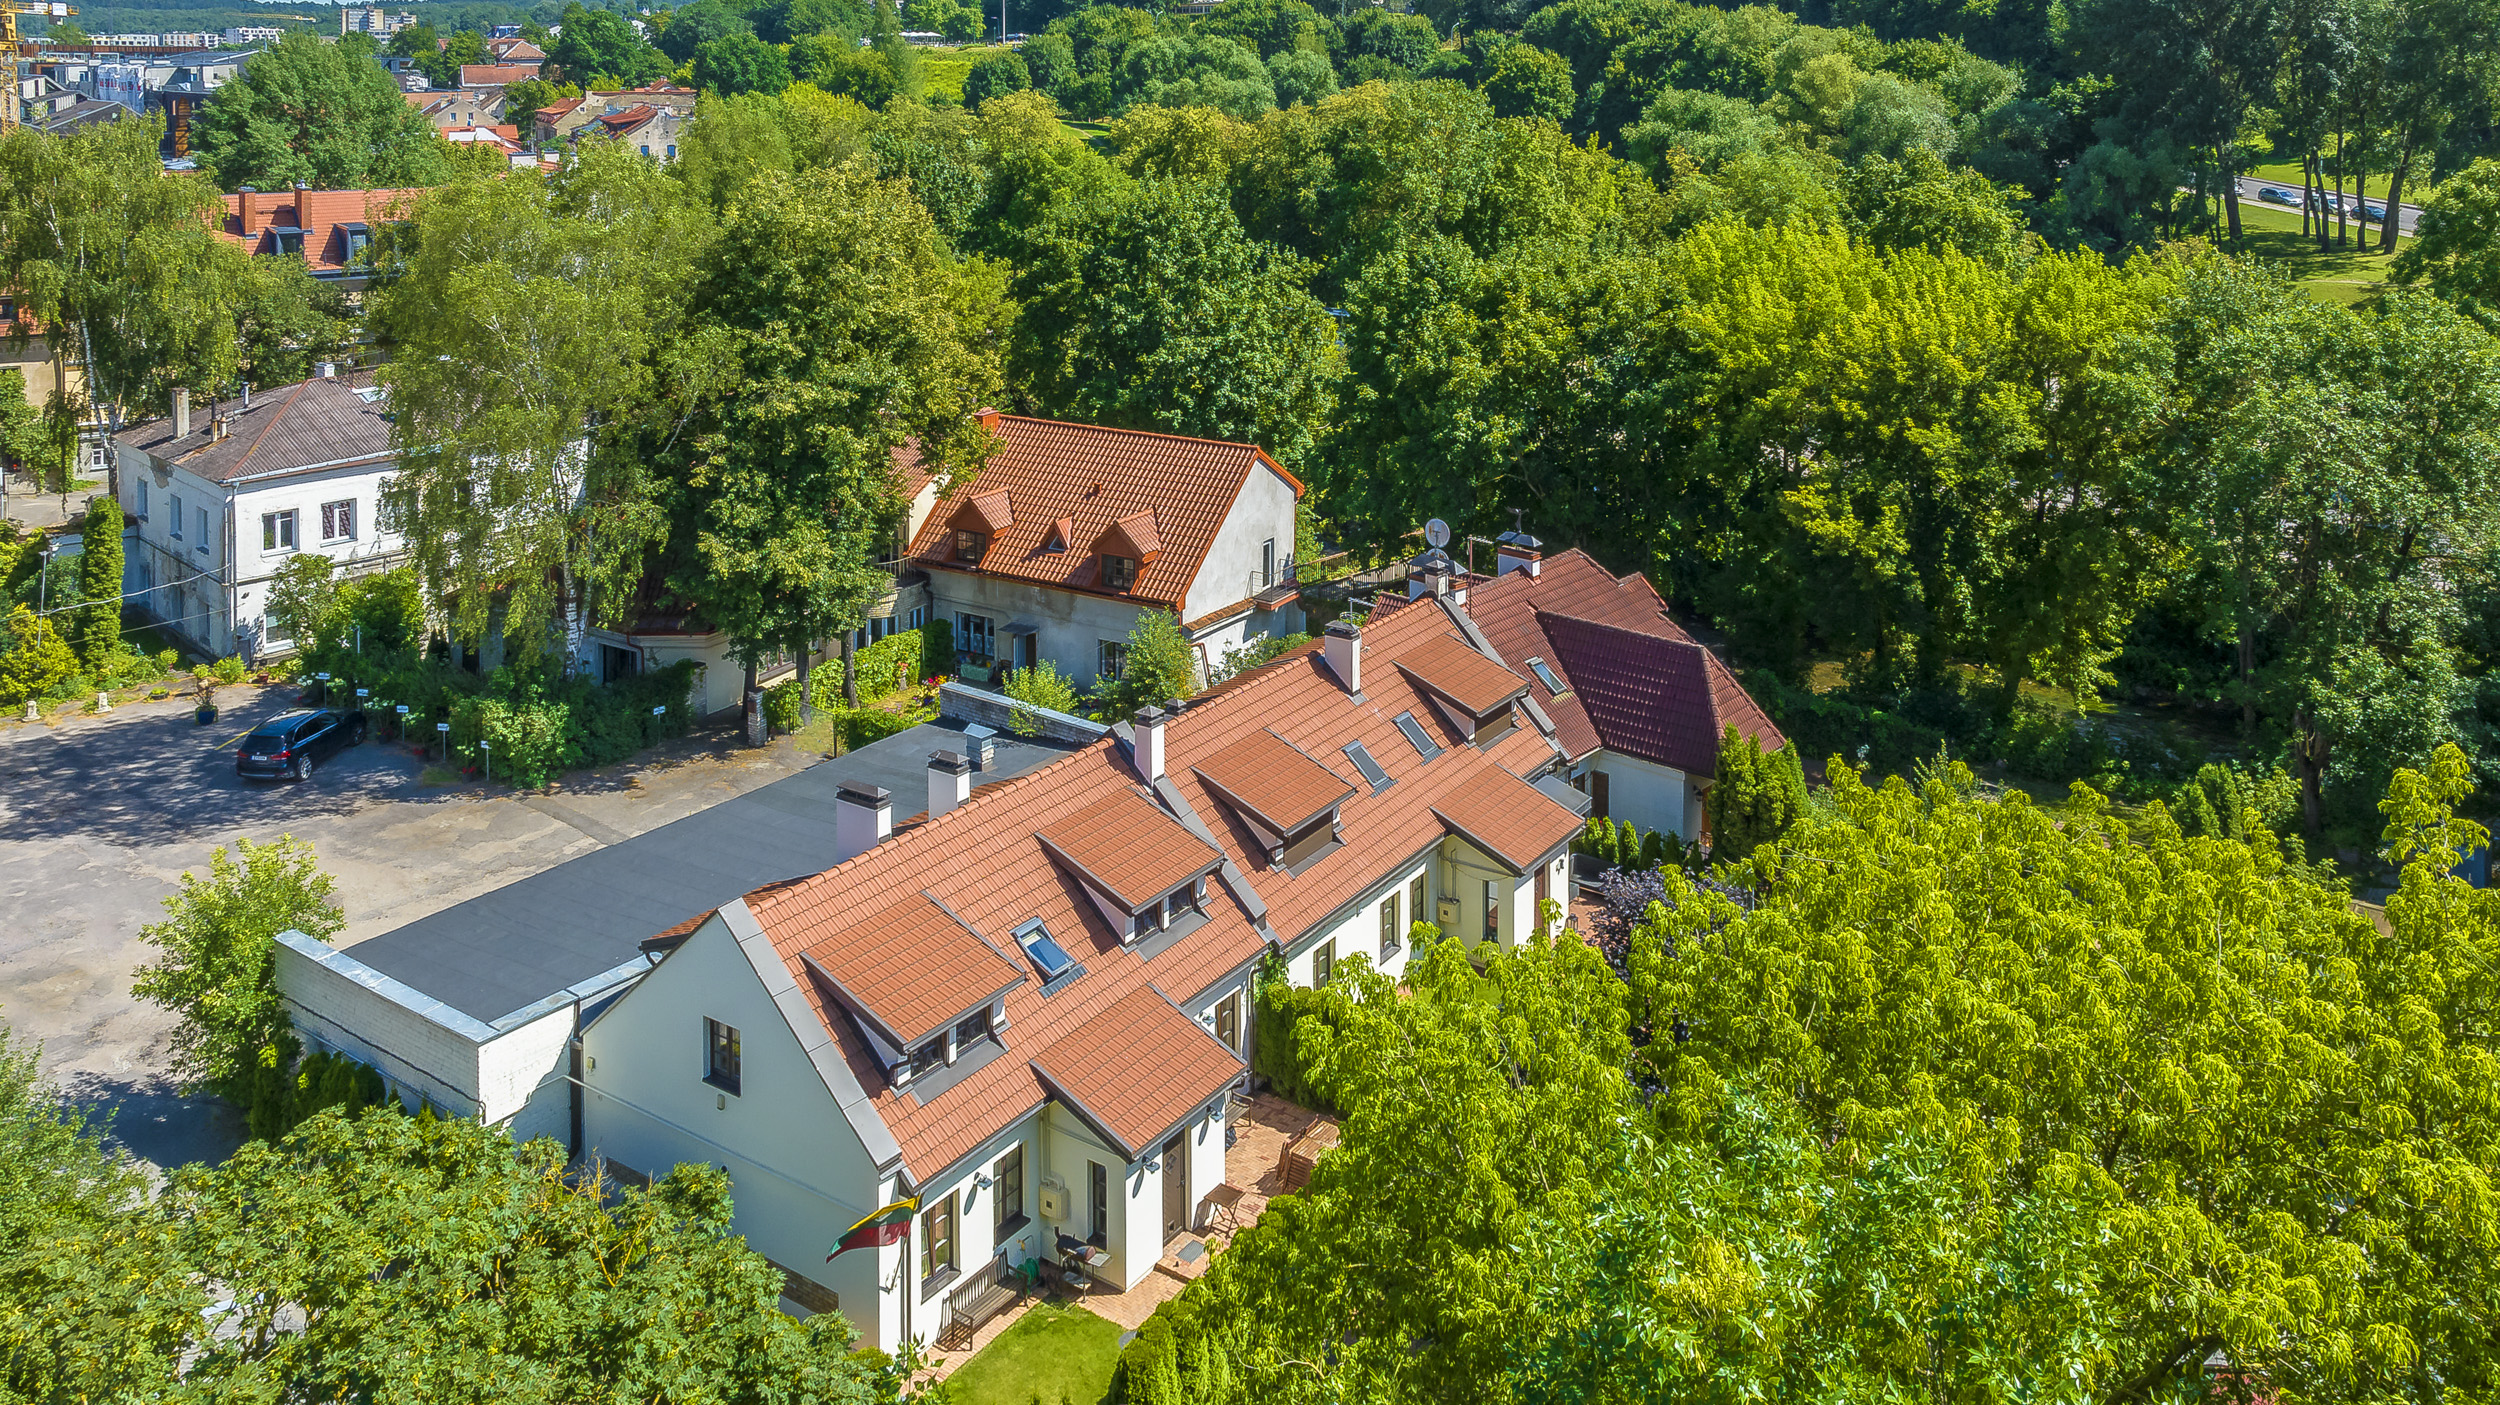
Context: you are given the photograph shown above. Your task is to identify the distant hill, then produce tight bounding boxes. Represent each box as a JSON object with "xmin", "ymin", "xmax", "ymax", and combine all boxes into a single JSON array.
[{"xmin": 50, "ymin": 0, "xmax": 553, "ymax": 39}]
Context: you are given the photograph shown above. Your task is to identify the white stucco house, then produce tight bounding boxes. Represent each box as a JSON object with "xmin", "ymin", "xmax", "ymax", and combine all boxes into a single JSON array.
[
  {"xmin": 568, "ymin": 592, "xmax": 1585, "ymax": 1352},
  {"xmin": 109, "ymin": 370, "xmax": 405, "ymax": 661},
  {"xmin": 583, "ymin": 412, "xmax": 1308, "ymax": 718}
]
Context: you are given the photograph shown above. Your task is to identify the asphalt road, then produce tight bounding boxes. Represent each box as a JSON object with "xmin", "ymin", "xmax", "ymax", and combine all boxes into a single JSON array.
[
  {"xmin": 2233, "ymin": 175, "xmax": 2421, "ymax": 237},
  {"xmin": 0, "ymin": 684, "xmax": 818, "ymax": 1176}
]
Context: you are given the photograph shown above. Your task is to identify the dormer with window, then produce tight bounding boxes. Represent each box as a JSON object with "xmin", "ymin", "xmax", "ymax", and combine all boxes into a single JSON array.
[
  {"xmin": 1043, "ymin": 516, "xmax": 1073, "ymax": 554},
  {"xmin": 1192, "ymin": 727, "xmax": 1357, "ymax": 874},
  {"xmin": 795, "ymin": 893, "xmax": 1026, "ymax": 1093},
  {"xmin": 1093, "ymin": 510, "xmax": 1159, "ymax": 595},
  {"xmin": 948, "ymin": 489, "xmax": 1013, "ymax": 565},
  {"xmin": 1035, "ymin": 786, "xmax": 1224, "ymax": 950},
  {"xmin": 1395, "ymin": 632, "xmax": 1531, "ymax": 749}
]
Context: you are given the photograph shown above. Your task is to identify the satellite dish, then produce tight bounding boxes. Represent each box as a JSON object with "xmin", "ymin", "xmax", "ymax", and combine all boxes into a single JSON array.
[{"xmin": 1423, "ymin": 518, "xmax": 1451, "ymax": 548}]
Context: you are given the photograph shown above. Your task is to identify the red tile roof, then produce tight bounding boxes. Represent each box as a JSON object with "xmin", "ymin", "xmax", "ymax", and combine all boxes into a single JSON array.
[
  {"xmin": 799, "ymin": 894, "xmax": 1026, "ymax": 1048},
  {"xmin": 1036, "ymin": 787, "xmax": 1220, "ymax": 909},
  {"xmin": 1538, "ymin": 612, "xmax": 1782, "ymax": 774},
  {"xmin": 1191, "ymin": 728, "xmax": 1354, "ymax": 834},
  {"xmin": 217, "ymin": 188, "xmax": 422, "ymax": 274},
  {"xmin": 902, "ymin": 415, "xmax": 1300, "ymax": 613},
  {"xmin": 459, "ymin": 63, "xmax": 541, "ymax": 85},
  {"xmin": 1429, "ymin": 769, "xmax": 1582, "ymax": 873},
  {"xmin": 1029, "ymin": 988, "xmax": 1242, "ymax": 1159},
  {"xmin": 1393, "ymin": 630, "xmax": 1528, "ymax": 717},
  {"xmin": 735, "ymin": 592, "xmax": 1574, "ymax": 1179},
  {"xmin": 1097, "ymin": 509, "xmax": 1160, "ymax": 560},
  {"xmin": 953, "ymin": 488, "xmax": 1014, "ymax": 533}
]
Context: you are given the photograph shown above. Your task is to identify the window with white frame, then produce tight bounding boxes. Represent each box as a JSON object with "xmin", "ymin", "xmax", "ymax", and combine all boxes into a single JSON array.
[
  {"xmin": 262, "ymin": 509, "xmax": 296, "ymax": 553},
  {"xmin": 169, "ymin": 493, "xmax": 183, "ymax": 539},
  {"xmin": 919, "ymin": 1192, "xmax": 957, "ymax": 1283},
  {"xmin": 319, "ymin": 499, "xmax": 355, "ymax": 543},
  {"xmin": 375, "ymin": 478, "xmax": 399, "ymax": 532},
  {"xmin": 198, "ymin": 507, "xmax": 211, "ymax": 556},
  {"xmin": 956, "ymin": 612, "xmax": 994, "ymax": 662},
  {"xmin": 134, "ymin": 480, "xmax": 147, "ymax": 519}
]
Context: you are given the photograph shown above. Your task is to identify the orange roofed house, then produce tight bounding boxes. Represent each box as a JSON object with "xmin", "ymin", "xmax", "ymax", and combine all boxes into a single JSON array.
[
  {"xmin": 219, "ymin": 186, "xmax": 422, "ymax": 289},
  {"xmin": 568, "ymin": 589, "xmax": 1591, "ymax": 1350}
]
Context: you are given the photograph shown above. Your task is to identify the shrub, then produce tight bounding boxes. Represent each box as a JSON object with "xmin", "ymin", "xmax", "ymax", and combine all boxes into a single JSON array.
[
  {"xmin": 1708, "ymin": 728, "xmax": 1807, "ymax": 862},
  {"xmin": 0, "ymin": 604, "xmax": 77, "ymax": 704},
  {"xmin": 1209, "ymin": 631, "xmax": 1310, "ymax": 685},
  {"xmin": 75, "ymin": 494, "xmax": 122, "ymax": 665},
  {"xmin": 1003, "ymin": 661, "xmax": 1082, "ymax": 735},
  {"xmin": 1250, "ymin": 978, "xmax": 1339, "ymax": 1110},
  {"xmin": 837, "ymin": 703, "xmax": 931, "ymax": 751},
  {"xmin": 854, "ymin": 628, "xmax": 926, "ymax": 700},
  {"xmin": 210, "ymin": 655, "xmax": 249, "ymax": 685},
  {"xmin": 445, "ymin": 661, "xmax": 700, "ymax": 787},
  {"xmin": 763, "ymin": 678, "xmax": 803, "ymax": 734},
  {"xmin": 921, "ymin": 617, "xmax": 956, "ymax": 680}
]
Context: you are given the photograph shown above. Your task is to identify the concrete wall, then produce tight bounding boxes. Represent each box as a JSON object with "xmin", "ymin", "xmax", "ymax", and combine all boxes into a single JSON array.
[
  {"xmin": 580, "ymin": 915, "xmax": 875, "ymax": 1338},
  {"xmin": 275, "ymin": 932, "xmax": 488, "ymax": 1116},
  {"xmin": 1180, "ymin": 461, "xmax": 1299, "ymax": 625},
  {"xmin": 924, "ymin": 570, "xmax": 1164, "ymax": 689},
  {"xmin": 936, "ymin": 681, "xmax": 1108, "ymax": 747}
]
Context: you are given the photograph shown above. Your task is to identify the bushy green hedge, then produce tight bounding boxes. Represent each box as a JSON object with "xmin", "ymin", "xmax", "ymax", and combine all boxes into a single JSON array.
[
  {"xmin": 447, "ymin": 661, "xmax": 699, "ymax": 787},
  {"xmin": 1572, "ymin": 816, "xmax": 1696, "ymax": 871},
  {"xmin": 1112, "ymin": 1290, "xmax": 1237, "ymax": 1405},
  {"xmin": 240, "ymin": 1033, "xmax": 391, "ymax": 1143},
  {"xmin": 763, "ymin": 677, "xmax": 803, "ymax": 733},
  {"xmin": 1250, "ymin": 974, "xmax": 1338, "ymax": 1111}
]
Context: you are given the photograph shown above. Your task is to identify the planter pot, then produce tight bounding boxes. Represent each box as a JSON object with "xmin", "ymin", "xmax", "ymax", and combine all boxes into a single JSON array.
[{"xmin": 195, "ymin": 705, "xmax": 218, "ymax": 726}]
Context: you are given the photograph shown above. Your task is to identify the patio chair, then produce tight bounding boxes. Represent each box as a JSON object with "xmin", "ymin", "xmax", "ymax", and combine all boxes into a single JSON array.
[{"xmin": 1198, "ymin": 1183, "xmax": 1248, "ymax": 1242}]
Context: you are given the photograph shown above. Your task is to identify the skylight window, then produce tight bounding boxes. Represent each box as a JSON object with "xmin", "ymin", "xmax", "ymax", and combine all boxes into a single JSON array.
[
  {"xmin": 1342, "ymin": 740, "xmax": 1390, "ymax": 791},
  {"xmin": 1393, "ymin": 712, "xmax": 1442, "ymax": 761},
  {"xmin": 1526, "ymin": 656, "xmax": 1567, "ymax": 694},
  {"xmin": 1014, "ymin": 918, "xmax": 1074, "ymax": 981}
]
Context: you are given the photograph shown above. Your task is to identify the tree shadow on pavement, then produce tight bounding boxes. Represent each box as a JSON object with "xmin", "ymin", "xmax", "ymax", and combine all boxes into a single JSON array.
[{"xmin": 59, "ymin": 1068, "xmax": 246, "ymax": 1176}]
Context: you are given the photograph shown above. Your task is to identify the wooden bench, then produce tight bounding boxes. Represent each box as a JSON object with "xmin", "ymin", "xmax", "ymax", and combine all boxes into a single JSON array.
[{"xmin": 934, "ymin": 1266, "xmax": 1024, "ymax": 1351}]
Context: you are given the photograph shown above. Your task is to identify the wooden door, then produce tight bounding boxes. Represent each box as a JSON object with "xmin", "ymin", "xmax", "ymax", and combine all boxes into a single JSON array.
[
  {"xmin": 1591, "ymin": 771, "xmax": 1611, "ymax": 818},
  {"xmin": 1162, "ymin": 1132, "xmax": 1189, "ymax": 1241}
]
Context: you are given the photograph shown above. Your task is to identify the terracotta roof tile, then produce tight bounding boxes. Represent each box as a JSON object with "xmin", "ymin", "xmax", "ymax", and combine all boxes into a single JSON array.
[
  {"xmin": 1429, "ymin": 770, "xmax": 1583, "ymax": 873},
  {"xmin": 1538, "ymin": 613, "xmax": 1782, "ymax": 774},
  {"xmin": 903, "ymin": 416, "xmax": 1299, "ymax": 612},
  {"xmin": 1191, "ymin": 728, "xmax": 1354, "ymax": 834},
  {"xmin": 1393, "ymin": 630, "xmax": 1528, "ymax": 717},
  {"xmin": 1097, "ymin": 508, "xmax": 1160, "ymax": 560},
  {"xmin": 953, "ymin": 488, "xmax": 1014, "ymax": 533},
  {"xmin": 1036, "ymin": 787, "xmax": 1220, "ymax": 909},
  {"xmin": 1029, "ymin": 987, "xmax": 1242, "ymax": 1159},
  {"xmin": 799, "ymin": 894, "xmax": 1026, "ymax": 1048}
]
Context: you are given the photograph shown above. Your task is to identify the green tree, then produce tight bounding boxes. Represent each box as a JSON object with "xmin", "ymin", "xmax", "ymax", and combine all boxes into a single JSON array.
[
  {"xmin": 72, "ymin": 495, "xmax": 121, "ymax": 666},
  {"xmin": 755, "ymin": 0, "xmax": 870, "ymax": 43},
  {"xmin": 264, "ymin": 552, "xmax": 345, "ymax": 655},
  {"xmin": 2392, "ymin": 156, "xmax": 2500, "ymax": 331},
  {"xmin": 237, "ymin": 254, "xmax": 357, "ymax": 388},
  {"xmin": 0, "ymin": 1022, "xmax": 144, "ymax": 1263},
  {"xmin": 548, "ymin": 0, "xmax": 670, "ymax": 86},
  {"xmin": 1087, "ymin": 608, "xmax": 1198, "ymax": 720},
  {"xmin": 128, "ymin": 836, "xmax": 343, "ymax": 1103},
  {"xmin": 501, "ymin": 77, "xmax": 582, "ymax": 138},
  {"xmin": 1011, "ymin": 178, "xmax": 1336, "ymax": 478},
  {"xmin": 1478, "ymin": 41, "xmax": 1576, "ymax": 123},
  {"xmin": 965, "ymin": 49, "xmax": 1034, "ymax": 107},
  {"xmin": 1265, "ymin": 49, "xmax": 1336, "ymax": 109},
  {"xmin": 794, "ymin": 35, "xmax": 902, "ymax": 105},
  {"xmin": 192, "ymin": 30, "xmax": 460, "ymax": 192},
  {"xmin": 0, "ymin": 605, "xmax": 76, "ymax": 705},
  {"xmin": 0, "ymin": 1111, "xmax": 882, "ymax": 1402},
  {"xmin": 660, "ymin": 162, "xmax": 1006, "ymax": 716},
  {"xmin": 904, "ymin": 0, "xmax": 984, "ymax": 41},
  {"xmin": 1705, "ymin": 726, "xmax": 1806, "ymax": 862},
  {"xmin": 371, "ymin": 141, "xmax": 710, "ymax": 666},
  {"xmin": 660, "ymin": 0, "xmax": 753, "ymax": 64},
  {"xmin": 693, "ymin": 31, "xmax": 793, "ymax": 94}
]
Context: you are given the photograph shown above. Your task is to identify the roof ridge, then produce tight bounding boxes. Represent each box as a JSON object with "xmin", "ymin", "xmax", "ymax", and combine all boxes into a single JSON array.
[
  {"xmin": 996, "ymin": 412, "xmax": 1266, "ymax": 457},
  {"xmin": 228, "ymin": 377, "xmax": 316, "ymax": 471}
]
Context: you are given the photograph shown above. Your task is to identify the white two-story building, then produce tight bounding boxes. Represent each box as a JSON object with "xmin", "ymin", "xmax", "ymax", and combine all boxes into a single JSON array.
[{"xmin": 110, "ymin": 369, "xmax": 405, "ymax": 661}]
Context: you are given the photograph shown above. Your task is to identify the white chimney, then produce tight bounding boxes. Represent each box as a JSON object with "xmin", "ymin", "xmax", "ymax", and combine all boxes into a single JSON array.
[
  {"xmin": 316, "ymin": 361, "xmax": 337, "ymax": 379},
  {"xmin": 834, "ymin": 782, "xmax": 892, "ymax": 863},
  {"xmin": 1323, "ymin": 620, "xmax": 1361, "ymax": 694},
  {"xmin": 1496, "ymin": 519, "xmax": 1543, "ymax": 577},
  {"xmin": 1132, "ymin": 706, "xmax": 1165, "ymax": 783},
  {"xmin": 1407, "ymin": 547, "xmax": 1456, "ymax": 601},
  {"xmin": 927, "ymin": 749, "xmax": 970, "ymax": 821},
  {"xmin": 172, "ymin": 387, "xmax": 190, "ymax": 439}
]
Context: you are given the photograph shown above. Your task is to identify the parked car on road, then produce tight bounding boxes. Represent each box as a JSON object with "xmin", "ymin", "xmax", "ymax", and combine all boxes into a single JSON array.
[
  {"xmin": 236, "ymin": 708, "xmax": 367, "ymax": 782},
  {"xmin": 2257, "ymin": 187, "xmax": 2298, "ymax": 206},
  {"xmin": 2360, "ymin": 203, "xmax": 2387, "ymax": 222}
]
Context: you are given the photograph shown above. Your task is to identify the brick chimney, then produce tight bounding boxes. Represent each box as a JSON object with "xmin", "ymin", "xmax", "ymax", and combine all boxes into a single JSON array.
[{"xmin": 233, "ymin": 188, "xmax": 261, "ymax": 238}]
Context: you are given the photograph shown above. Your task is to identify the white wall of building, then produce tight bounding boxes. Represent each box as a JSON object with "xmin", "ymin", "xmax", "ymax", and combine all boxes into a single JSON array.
[
  {"xmin": 581, "ymin": 915, "xmax": 877, "ymax": 1327},
  {"xmin": 275, "ymin": 933, "xmax": 490, "ymax": 1116},
  {"xmin": 1180, "ymin": 462, "xmax": 1299, "ymax": 625},
  {"xmin": 926, "ymin": 571, "xmax": 1170, "ymax": 688},
  {"xmin": 1580, "ymin": 750, "xmax": 1700, "ymax": 844}
]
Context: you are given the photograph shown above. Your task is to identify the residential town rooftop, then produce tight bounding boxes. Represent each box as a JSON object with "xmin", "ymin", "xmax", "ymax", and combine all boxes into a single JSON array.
[{"xmin": 114, "ymin": 372, "xmax": 392, "ymax": 485}]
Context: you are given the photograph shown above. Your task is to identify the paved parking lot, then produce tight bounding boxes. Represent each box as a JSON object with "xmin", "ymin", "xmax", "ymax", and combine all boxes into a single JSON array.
[{"xmin": 0, "ymin": 683, "xmax": 818, "ymax": 1173}]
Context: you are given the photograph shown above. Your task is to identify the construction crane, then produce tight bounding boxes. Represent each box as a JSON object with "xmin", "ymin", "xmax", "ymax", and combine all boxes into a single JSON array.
[{"xmin": 2, "ymin": 2, "xmax": 78, "ymax": 135}]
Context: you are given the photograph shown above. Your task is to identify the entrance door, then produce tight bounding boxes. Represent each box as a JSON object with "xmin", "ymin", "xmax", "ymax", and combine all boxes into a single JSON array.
[
  {"xmin": 1161, "ymin": 1132, "xmax": 1190, "ymax": 1241},
  {"xmin": 1590, "ymin": 770, "xmax": 1611, "ymax": 818}
]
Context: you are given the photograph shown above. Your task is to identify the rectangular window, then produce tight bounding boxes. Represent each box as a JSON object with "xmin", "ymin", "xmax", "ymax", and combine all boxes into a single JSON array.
[
  {"xmin": 1409, "ymin": 874, "xmax": 1427, "ymax": 939},
  {"xmin": 956, "ymin": 612, "xmax": 994, "ymax": 661},
  {"xmin": 995, "ymin": 1146, "xmax": 1025, "ymax": 1234},
  {"xmin": 1098, "ymin": 640, "xmax": 1128, "ymax": 679},
  {"xmin": 320, "ymin": 498, "xmax": 355, "ymax": 542},
  {"xmin": 134, "ymin": 479, "xmax": 147, "ymax": 519},
  {"xmin": 954, "ymin": 529, "xmax": 985, "ymax": 562},
  {"xmin": 1393, "ymin": 711, "xmax": 1442, "ymax": 761},
  {"xmin": 1313, "ymin": 940, "xmax": 1333, "ymax": 986},
  {"xmin": 170, "ymin": 494, "xmax": 183, "ymax": 539},
  {"xmin": 704, "ymin": 1017, "xmax": 741, "ymax": 1095},
  {"xmin": 261, "ymin": 509, "xmax": 296, "ymax": 553},
  {"xmin": 1261, "ymin": 538, "xmax": 1276, "ymax": 587},
  {"xmin": 1342, "ymin": 740, "xmax": 1388, "ymax": 791},
  {"xmin": 1380, "ymin": 890, "xmax": 1401, "ymax": 956},
  {"xmin": 952, "ymin": 1008, "xmax": 990, "ymax": 1056},
  {"xmin": 919, "ymin": 1192, "xmax": 957, "ymax": 1281},
  {"xmin": 199, "ymin": 507, "xmax": 211, "ymax": 557},
  {"xmin": 1526, "ymin": 656, "xmax": 1567, "ymax": 694},
  {"xmin": 1100, "ymin": 554, "xmax": 1136, "ymax": 591},
  {"xmin": 1088, "ymin": 1161, "xmax": 1109, "ymax": 1248},
  {"xmin": 1484, "ymin": 880, "xmax": 1501, "ymax": 944}
]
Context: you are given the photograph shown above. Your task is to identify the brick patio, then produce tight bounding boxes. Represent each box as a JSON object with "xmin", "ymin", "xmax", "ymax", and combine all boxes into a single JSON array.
[{"xmin": 927, "ymin": 1092, "xmax": 1337, "ymax": 1377}]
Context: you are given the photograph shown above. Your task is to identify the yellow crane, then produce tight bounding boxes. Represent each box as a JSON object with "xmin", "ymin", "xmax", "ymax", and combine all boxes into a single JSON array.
[{"xmin": 2, "ymin": 2, "xmax": 79, "ymax": 134}]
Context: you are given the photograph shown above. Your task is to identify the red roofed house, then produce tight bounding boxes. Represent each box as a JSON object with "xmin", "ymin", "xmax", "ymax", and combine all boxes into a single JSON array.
[
  {"xmin": 405, "ymin": 86, "xmax": 507, "ymax": 132},
  {"xmin": 1384, "ymin": 526, "xmax": 1784, "ymax": 844},
  {"xmin": 574, "ymin": 589, "xmax": 1587, "ymax": 1349},
  {"xmin": 535, "ymin": 85, "xmax": 696, "ymax": 147},
  {"xmin": 458, "ymin": 62, "xmax": 542, "ymax": 86},
  {"xmin": 219, "ymin": 186, "xmax": 422, "ymax": 287},
  {"xmin": 905, "ymin": 411, "xmax": 1306, "ymax": 688}
]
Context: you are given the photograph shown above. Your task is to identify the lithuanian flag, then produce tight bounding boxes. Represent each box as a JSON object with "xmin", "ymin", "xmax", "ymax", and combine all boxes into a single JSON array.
[{"xmin": 828, "ymin": 1199, "xmax": 919, "ymax": 1260}]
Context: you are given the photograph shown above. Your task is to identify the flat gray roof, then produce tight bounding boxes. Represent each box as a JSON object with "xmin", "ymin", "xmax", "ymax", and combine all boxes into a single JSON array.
[{"xmin": 343, "ymin": 721, "xmax": 1075, "ymax": 1025}]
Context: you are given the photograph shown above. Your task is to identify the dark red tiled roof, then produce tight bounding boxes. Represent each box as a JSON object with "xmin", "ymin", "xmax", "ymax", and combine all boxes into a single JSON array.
[
  {"xmin": 1191, "ymin": 728, "xmax": 1354, "ymax": 834},
  {"xmin": 1538, "ymin": 613, "xmax": 1782, "ymax": 774},
  {"xmin": 1393, "ymin": 630, "xmax": 1528, "ymax": 717},
  {"xmin": 1029, "ymin": 987, "xmax": 1242, "ymax": 1158},
  {"xmin": 800, "ymin": 894, "xmax": 1025, "ymax": 1048},
  {"xmin": 1035, "ymin": 787, "xmax": 1220, "ymax": 909},
  {"xmin": 1429, "ymin": 768, "xmax": 1582, "ymax": 874},
  {"xmin": 903, "ymin": 415, "xmax": 1299, "ymax": 612}
]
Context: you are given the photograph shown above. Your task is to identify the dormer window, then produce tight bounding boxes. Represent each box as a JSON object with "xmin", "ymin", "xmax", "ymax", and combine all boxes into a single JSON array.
[
  {"xmin": 1100, "ymin": 554, "xmax": 1137, "ymax": 591},
  {"xmin": 1092, "ymin": 510, "xmax": 1160, "ymax": 593},
  {"xmin": 268, "ymin": 226, "xmax": 305, "ymax": 256},
  {"xmin": 1191, "ymin": 728, "xmax": 1356, "ymax": 875},
  {"xmin": 1044, "ymin": 516, "xmax": 1072, "ymax": 553},
  {"xmin": 954, "ymin": 529, "xmax": 986, "ymax": 562}
]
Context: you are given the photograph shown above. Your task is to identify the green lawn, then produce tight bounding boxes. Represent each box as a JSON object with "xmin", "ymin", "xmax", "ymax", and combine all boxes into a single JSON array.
[
  {"xmin": 916, "ymin": 43, "xmax": 1019, "ymax": 103},
  {"xmin": 946, "ymin": 1302, "xmax": 1124, "ymax": 1405},
  {"xmin": 2222, "ymin": 201, "xmax": 2405, "ymax": 306}
]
